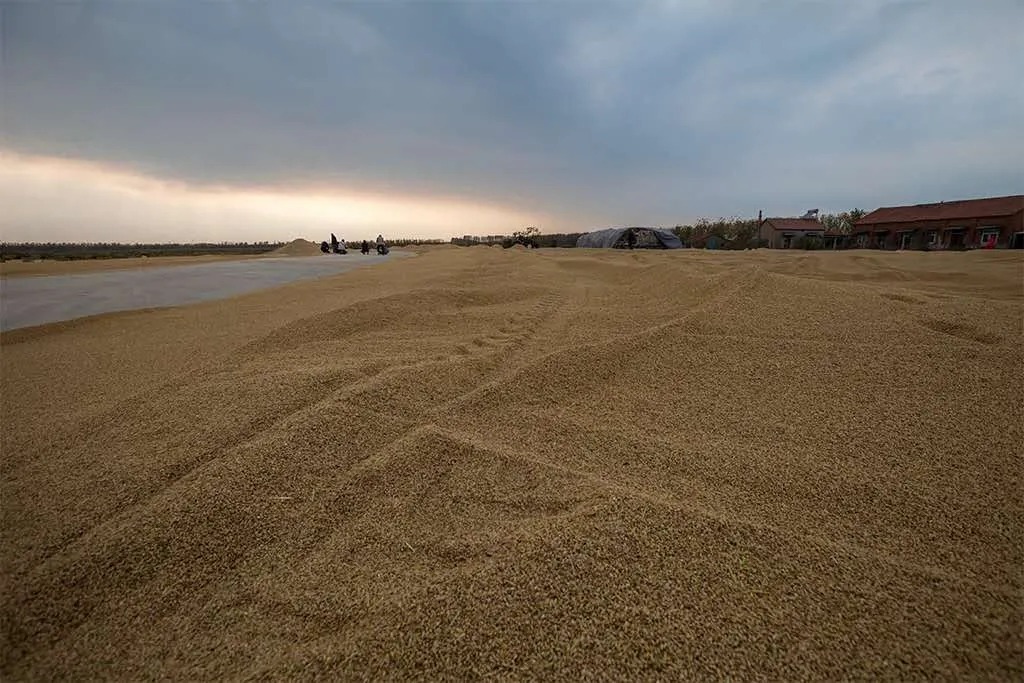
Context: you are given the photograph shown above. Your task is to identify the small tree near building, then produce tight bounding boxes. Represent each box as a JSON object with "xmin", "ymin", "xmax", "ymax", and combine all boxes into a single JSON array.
[
  {"xmin": 507, "ymin": 226, "xmax": 540, "ymax": 248},
  {"xmin": 820, "ymin": 209, "xmax": 867, "ymax": 234}
]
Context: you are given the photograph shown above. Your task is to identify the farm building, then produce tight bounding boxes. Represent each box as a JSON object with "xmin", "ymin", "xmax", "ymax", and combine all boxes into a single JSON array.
[
  {"xmin": 576, "ymin": 227, "xmax": 683, "ymax": 249},
  {"xmin": 851, "ymin": 195, "xmax": 1024, "ymax": 250},
  {"xmin": 758, "ymin": 217, "xmax": 825, "ymax": 248}
]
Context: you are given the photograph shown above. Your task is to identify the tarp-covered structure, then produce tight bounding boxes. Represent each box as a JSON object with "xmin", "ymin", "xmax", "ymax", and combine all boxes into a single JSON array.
[{"xmin": 576, "ymin": 227, "xmax": 683, "ymax": 249}]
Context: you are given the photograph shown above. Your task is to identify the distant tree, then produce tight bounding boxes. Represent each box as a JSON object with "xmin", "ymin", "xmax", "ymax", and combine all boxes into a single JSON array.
[
  {"xmin": 511, "ymin": 226, "xmax": 541, "ymax": 248},
  {"xmin": 673, "ymin": 216, "xmax": 760, "ymax": 249},
  {"xmin": 820, "ymin": 208, "xmax": 867, "ymax": 234}
]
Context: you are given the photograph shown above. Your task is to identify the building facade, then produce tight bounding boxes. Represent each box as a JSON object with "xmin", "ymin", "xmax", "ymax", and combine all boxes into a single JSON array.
[
  {"xmin": 758, "ymin": 217, "xmax": 824, "ymax": 248},
  {"xmin": 852, "ymin": 195, "xmax": 1024, "ymax": 250}
]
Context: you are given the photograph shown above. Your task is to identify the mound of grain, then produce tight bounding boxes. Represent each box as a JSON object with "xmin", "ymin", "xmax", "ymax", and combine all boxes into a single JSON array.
[
  {"xmin": 271, "ymin": 238, "xmax": 323, "ymax": 256},
  {"xmin": 2, "ymin": 248, "xmax": 1022, "ymax": 680},
  {"xmin": 404, "ymin": 244, "xmax": 458, "ymax": 254}
]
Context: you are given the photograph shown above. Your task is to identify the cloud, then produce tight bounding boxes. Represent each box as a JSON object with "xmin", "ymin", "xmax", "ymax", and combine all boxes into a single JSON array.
[
  {"xmin": 0, "ymin": 152, "xmax": 545, "ymax": 243},
  {"xmin": 2, "ymin": 0, "xmax": 1021, "ymax": 239}
]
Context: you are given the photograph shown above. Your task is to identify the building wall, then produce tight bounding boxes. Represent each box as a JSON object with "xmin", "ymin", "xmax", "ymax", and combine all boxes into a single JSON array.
[
  {"xmin": 853, "ymin": 211, "xmax": 1023, "ymax": 249},
  {"xmin": 766, "ymin": 228, "xmax": 786, "ymax": 249},
  {"xmin": 759, "ymin": 222, "xmax": 794, "ymax": 248},
  {"xmin": 762, "ymin": 227, "xmax": 824, "ymax": 248}
]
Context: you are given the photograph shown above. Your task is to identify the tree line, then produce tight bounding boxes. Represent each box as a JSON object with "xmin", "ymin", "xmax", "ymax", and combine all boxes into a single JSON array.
[
  {"xmin": 5, "ymin": 210, "xmax": 869, "ymax": 261},
  {"xmin": 451, "ymin": 209, "xmax": 867, "ymax": 250},
  {"xmin": 1, "ymin": 238, "xmax": 448, "ymax": 261},
  {"xmin": 672, "ymin": 209, "xmax": 866, "ymax": 249},
  {"xmin": 0, "ymin": 242, "xmax": 286, "ymax": 261}
]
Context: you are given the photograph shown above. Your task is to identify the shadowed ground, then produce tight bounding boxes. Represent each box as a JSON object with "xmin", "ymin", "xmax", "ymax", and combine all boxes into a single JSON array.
[{"xmin": 1, "ymin": 248, "xmax": 1021, "ymax": 679}]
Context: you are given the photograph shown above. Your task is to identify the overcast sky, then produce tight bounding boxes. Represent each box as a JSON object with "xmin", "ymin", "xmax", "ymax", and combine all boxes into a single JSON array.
[{"xmin": 2, "ymin": 0, "xmax": 1022, "ymax": 242}]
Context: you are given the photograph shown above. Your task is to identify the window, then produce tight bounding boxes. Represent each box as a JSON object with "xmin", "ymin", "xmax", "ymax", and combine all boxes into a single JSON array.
[
  {"xmin": 927, "ymin": 231, "xmax": 938, "ymax": 245},
  {"xmin": 980, "ymin": 227, "xmax": 1000, "ymax": 248}
]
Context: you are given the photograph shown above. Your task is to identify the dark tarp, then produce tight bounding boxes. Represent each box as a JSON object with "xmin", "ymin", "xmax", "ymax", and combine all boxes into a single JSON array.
[{"xmin": 576, "ymin": 227, "xmax": 682, "ymax": 249}]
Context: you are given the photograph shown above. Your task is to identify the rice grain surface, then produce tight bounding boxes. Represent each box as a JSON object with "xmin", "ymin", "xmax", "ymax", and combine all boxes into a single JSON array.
[{"xmin": 2, "ymin": 248, "xmax": 1021, "ymax": 680}]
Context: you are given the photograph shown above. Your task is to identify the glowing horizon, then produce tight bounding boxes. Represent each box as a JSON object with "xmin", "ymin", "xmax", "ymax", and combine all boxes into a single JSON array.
[{"xmin": 0, "ymin": 151, "xmax": 554, "ymax": 243}]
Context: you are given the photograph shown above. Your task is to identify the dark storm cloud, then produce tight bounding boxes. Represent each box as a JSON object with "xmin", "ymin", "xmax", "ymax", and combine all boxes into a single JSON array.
[{"xmin": 3, "ymin": 0, "xmax": 1021, "ymax": 225}]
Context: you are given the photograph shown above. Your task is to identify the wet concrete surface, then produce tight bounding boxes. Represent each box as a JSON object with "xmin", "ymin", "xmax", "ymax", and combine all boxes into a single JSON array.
[{"xmin": 1, "ymin": 252, "xmax": 414, "ymax": 331}]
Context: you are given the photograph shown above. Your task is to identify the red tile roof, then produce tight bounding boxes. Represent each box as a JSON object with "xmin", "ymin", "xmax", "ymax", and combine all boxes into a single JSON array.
[
  {"xmin": 857, "ymin": 195, "xmax": 1023, "ymax": 225},
  {"xmin": 763, "ymin": 218, "xmax": 823, "ymax": 231}
]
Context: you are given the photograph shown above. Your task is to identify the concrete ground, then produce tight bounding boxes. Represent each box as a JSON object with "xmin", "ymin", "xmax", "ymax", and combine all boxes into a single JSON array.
[{"xmin": 0, "ymin": 252, "xmax": 414, "ymax": 331}]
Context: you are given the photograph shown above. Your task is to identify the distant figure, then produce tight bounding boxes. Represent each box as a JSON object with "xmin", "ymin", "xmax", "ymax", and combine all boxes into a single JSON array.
[
  {"xmin": 361, "ymin": 240, "xmax": 370, "ymax": 255},
  {"xmin": 376, "ymin": 234, "xmax": 388, "ymax": 255},
  {"xmin": 627, "ymin": 229, "xmax": 637, "ymax": 250}
]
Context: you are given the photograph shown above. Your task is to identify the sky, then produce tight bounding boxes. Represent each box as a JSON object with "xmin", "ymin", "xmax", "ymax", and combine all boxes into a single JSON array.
[{"xmin": 2, "ymin": 0, "xmax": 1022, "ymax": 243}]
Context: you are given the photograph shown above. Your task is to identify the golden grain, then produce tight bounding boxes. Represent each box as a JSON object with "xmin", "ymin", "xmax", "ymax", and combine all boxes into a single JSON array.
[{"xmin": 1, "ymin": 248, "xmax": 1021, "ymax": 679}]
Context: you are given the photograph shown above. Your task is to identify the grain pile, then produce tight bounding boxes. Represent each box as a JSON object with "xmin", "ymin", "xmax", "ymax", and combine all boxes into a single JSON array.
[
  {"xmin": 270, "ymin": 238, "xmax": 324, "ymax": 256},
  {"xmin": 2, "ymin": 248, "xmax": 1022, "ymax": 679}
]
